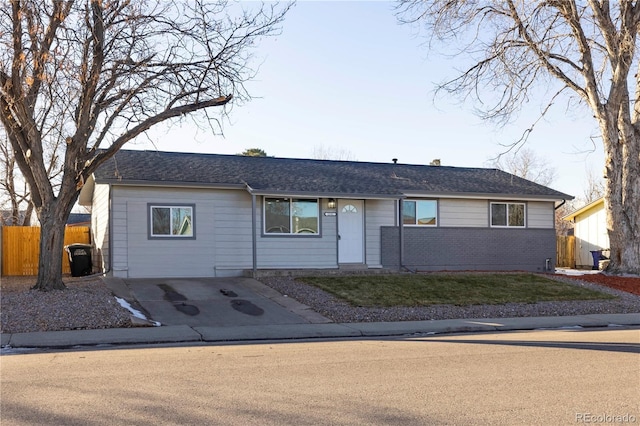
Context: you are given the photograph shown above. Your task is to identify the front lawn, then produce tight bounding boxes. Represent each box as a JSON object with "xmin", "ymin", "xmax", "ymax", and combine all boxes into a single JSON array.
[{"xmin": 299, "ymin": 273, "xmax": 616, "ymax": 307}]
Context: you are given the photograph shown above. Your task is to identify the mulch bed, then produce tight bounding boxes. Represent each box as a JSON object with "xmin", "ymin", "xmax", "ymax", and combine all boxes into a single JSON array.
[{"xmin": 562, "ymin": 273, "xmax": 640, "ymax": 296}]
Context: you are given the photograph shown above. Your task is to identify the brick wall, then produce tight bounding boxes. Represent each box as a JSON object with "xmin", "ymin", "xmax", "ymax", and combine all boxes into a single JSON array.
[{"xmin": 381, "ymin": 226, "xmax": 556, "ymax": 272}]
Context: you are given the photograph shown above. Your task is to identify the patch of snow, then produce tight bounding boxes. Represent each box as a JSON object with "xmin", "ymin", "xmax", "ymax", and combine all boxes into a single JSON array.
[
  {"xmin": 554, "ymin": 268, "xmax": 602, "ymax": 276},
  {"xmin": 115, "ymin": 297, "xmax": 161, "ymax": 326},
  {"xmin": 0, "ymin": 346, "xmax": 37, "ymax": 355}
]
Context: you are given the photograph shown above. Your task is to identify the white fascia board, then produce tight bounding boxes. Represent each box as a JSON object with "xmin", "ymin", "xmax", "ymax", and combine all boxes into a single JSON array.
[
  {"xmin": 562, "ymin": 197, "xmax": 604, "ymax": 221},
  {"xmin": 78, "ymin": 174, "xmax": 96, "ymax": 206}
]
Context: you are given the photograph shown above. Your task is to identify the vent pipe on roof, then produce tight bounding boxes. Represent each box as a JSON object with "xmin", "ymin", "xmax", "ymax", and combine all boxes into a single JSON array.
[{"xmin": 392, "ymin": 158, "xmax": 398, "ymax": 164}]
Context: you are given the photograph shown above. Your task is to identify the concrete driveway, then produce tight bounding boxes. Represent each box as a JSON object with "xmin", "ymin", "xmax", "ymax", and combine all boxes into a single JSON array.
[{"xmin": 105, "ymin": 277, "xmax": 330, "ymax": 327}]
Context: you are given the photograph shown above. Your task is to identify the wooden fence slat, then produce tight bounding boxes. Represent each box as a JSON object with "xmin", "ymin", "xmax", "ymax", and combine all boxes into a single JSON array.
[
  {"xmin": 1, "ymin": 226, "xmax": 91, "ymax": 276},
  {"xmin": 556, "ymin": 235, "xmax": 575, "ymax": 268}
]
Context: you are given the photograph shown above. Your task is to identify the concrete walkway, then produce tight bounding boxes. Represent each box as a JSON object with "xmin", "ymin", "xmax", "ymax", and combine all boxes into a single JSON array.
[{"xmin": 2, "ymin": 313, "xmax": 639, "ymax": 350}]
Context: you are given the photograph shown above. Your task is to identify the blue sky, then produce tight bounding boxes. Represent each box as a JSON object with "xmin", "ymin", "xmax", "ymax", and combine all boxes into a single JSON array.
[{"xmin": 141, "ymin": 1, "xmax": 604, "ymax": 199}]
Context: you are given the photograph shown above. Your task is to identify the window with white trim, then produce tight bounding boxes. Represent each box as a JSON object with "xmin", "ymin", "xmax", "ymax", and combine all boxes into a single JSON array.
[
  {"xmin": 403, "ymin": 200, "xmax": 437, "ymax": 226},
  {"xmin": 264, "ymin": 198, "xmax": 319, "ymax": 234},
  {"xmin": 149, "ymin": 205, "xmax": 194, "ymax": 238},
  {"xmin": 490, "ymin": 202, "xmax": 525, "ymax": 227}
]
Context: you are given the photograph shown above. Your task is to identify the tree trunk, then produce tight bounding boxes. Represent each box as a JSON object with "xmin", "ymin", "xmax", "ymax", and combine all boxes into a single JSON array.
[
  {"xmin": 605, "ymin": 190, "xmax": 640, "ymax": 275},
  {"xmin": 32, "ymin": 199, "xmax": 76, "ymax": 291},
  {"xmin": 600, "ymin": 111, "xmax": 640, "ymax": 275},
  {"xmin": 33, "ymin": 216, "xmax": 66, "ymax": 290}
]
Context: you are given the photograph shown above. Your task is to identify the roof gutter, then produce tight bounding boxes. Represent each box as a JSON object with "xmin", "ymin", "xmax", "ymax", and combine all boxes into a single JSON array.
[
  {"xmin": 401, "ymin": 191, "xmax": 573, "ymax": 202},
  {"xmin": 248, "ymin": 189, "xmax": 402, "ymax": 200},
  {"xmin": 399, "ymin": 197, "xmax": 405, "ymax": 273},
  {"xmin": 94, "ymin": 179, "xmax": 247, "ymax": 191}
]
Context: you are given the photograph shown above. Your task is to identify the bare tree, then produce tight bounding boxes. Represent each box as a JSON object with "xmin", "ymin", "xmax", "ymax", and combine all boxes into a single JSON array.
[
  {"xmin": 311, "ymin": 144, "xmax": 356, "ymax": 161},
  {"xmin": 490, "ymin": 147, "xmax": 565, "ymax": 233},
  {"xmin": 555, "ymin": 202, "xmax": 574, "ymax": 237},
  {"xmin": 0, "ymin": 0, "xmax": 291, "ymax": 290},
  {"xmin": 0, "ymin": 136, "xmax": 32, "ymax": 225},
  {"xmin": 491, "ymin": 148, "xmax": 557, "ymax": 188},
  {"xmin": 1, "ymin": 129, "xmax": 64, "ymax": 226},
  {"xmin": 397, "ymin": 1, "xmax": 640, "ymax": 274},
  {"xmin": 582, "ymin": 167, "xmax": 606, "ymax": 205}
]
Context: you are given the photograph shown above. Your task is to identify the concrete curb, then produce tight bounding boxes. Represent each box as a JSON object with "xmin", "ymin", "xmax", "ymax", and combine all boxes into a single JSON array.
[
  {"xmin": 195, "ymin": 323, "xmax": 362, "ymax": 342},
  {"xmin": 2, "ymin": 314, "xmax": 639, "ymax": 350},
  {"xmin": 3, "ymin": 325, "xmax": 200, "ymax": 349}
]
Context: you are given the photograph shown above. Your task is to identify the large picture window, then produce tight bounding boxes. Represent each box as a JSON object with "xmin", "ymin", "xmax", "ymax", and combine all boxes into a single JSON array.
[
  {"xmin": 264, "ymin": 198, "xmax": 319, "ymax": 234},
  {"xmin": 149, "ymin": 205, "xmax": 194, "ymax": 238},
  {"xmin": 403, "ymin": 200, "xmax": 437, "ymax": 226},
  {"xmin": 491, "ymin": 202, "xmax": 525, "ymax": 227}
]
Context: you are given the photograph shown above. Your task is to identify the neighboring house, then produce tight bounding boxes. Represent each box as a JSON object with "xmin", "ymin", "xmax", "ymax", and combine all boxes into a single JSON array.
[
  {"xmin": 78, "ymin": 150, "xmax": 573, "ymax": 278},
  {"xmin": 67, "ymin": 213, "xmax": 92, "ymax": 227},
  {"xmin": 563, "ymin": 198, "xmax": 609, "ymax": 269}
]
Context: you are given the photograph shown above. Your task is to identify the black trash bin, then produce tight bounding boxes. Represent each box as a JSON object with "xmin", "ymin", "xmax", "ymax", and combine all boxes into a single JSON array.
[{"xmin": 66, "ymin": 244, "xmax": 93, "ymax": 277}]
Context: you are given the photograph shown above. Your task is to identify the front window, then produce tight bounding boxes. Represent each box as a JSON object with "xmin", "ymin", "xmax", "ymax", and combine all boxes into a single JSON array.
[
  {"xmin": 264, "ymin": 198, "xmax": 319, "ymax": 234},
  {"xmin": 491, "ymin": 202, "xmax": 525, "ymax": 227},
  {"xmin": 403, "ymin": 200, "xmax": 437, "ymax": 226},
  {"xmin": 149, "ymin": 205, "xmax": 194, "ymax": 238}
]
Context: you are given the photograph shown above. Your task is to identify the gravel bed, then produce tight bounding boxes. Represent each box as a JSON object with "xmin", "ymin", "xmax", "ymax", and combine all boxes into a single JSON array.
[
  {"xmin": 0, "ymin": 276, "xmax": 131, "ymax": 334},
  {"xmin": 260, "ymin": 274, "xmax": 640, "ymax": 323}
]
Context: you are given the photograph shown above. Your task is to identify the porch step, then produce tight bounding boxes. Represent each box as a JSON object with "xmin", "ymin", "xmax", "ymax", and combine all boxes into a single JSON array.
[{"xmin": 338, "ymin": 263, "xmax": 369, "ymax": 271}]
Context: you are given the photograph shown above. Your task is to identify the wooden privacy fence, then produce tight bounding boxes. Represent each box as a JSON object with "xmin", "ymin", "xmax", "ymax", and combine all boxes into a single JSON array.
[
  {"xmin": 556, "ymin": 235, "xmax": 575, "ymax": 268},
  {"xmin": 1, "ymin": 226, "xmax": 90, "ymax": 276}
]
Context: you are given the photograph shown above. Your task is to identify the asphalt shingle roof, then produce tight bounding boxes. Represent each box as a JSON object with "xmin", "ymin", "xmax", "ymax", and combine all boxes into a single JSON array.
[{"xmin": 93, "ymin": 150, "xmax": 572, "ymax": 199}]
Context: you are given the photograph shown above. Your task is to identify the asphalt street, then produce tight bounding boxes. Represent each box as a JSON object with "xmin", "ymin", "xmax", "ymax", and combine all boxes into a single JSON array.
[{"xmin": 1, "ymin": 327, "xmax": 639, "ymax": 425}]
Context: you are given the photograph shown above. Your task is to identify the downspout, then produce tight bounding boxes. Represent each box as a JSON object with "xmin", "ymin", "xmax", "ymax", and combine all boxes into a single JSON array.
[
  {"xmin": 398, "ymin": 197, "xmax": 416, "ymax": 273},
  {"xmin": 551, "ymin": 199, "xmax": 568, "ymax": 272},
  {"xmin": 106, "ymin": 183, "xmax": 113, "ymax": 275},
  {"xmin": 398, "ymin": 197, "xmax": 405, "ymax": 272},
  {"xmin": 246, "ymin": 184, "xmax": 257, "ymax": 278},
  {"xmin": 554, "ymin": 199, "xmax": 567, "ymax": 210}
]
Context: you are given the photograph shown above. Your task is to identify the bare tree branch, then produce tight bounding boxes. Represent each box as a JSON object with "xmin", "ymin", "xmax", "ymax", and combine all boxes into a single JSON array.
[
  {"xmin": 397, "ymin": 0, "xmax": 640, "ymax": 274},
  {"xmin": 0, "ymin": 0, "xmax": 292, "ymax": 290}
]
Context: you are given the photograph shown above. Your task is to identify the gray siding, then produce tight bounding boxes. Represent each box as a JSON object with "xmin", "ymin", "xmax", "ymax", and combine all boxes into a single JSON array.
[
  {"xmin": 108, "ymin": 188, "xmax": 343, "ymax": 277},
  {"xmin": 214, "ymin": 191, "xmax": 253, "ymax": 274},
  {"xmin": 110, "ymin": 186, "xmax": 240, "ymax": 278},
  {"xmin": 527, "ymin": 201, "xmax": 554, "ymax": 228},
  {"xmin": 365, "ymin": 199, "xmax": 396, "ymax": 266},
  {"xmin": 438, "ymin": 199, "xmax": 555, "ymax": 229},
  {"xmin": 439, "ymin": 199, "xmax": 487, "ymax": 227},
  {"xmin": 381, "ymin": 226, "xmax": 556, "ymax": 272},
  {"xmin": 255, "ymin": 198, "xmax": 338, "ymax": 269},
  {"xmin": 104, "ymin": 184, "xmax": 558, "ymax": 277},
  {"xmin": 111, "ymin": 190, "xmax": 129, "ymax": 277},
  {"xmin": 91, "ymin": 183, "xmax": 110, "ymax": 273}
]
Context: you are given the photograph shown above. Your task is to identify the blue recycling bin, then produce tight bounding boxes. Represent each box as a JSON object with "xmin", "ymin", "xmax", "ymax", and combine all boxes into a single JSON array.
[{"xmin": 589, "ymin": 250, "xmax": 604, "ymax": 270}]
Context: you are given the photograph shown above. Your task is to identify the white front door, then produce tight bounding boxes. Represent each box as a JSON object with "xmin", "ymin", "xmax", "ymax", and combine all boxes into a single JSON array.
[{"xmin": 338, "ymin": 200, "xmax": 364, "ymax": 264}]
